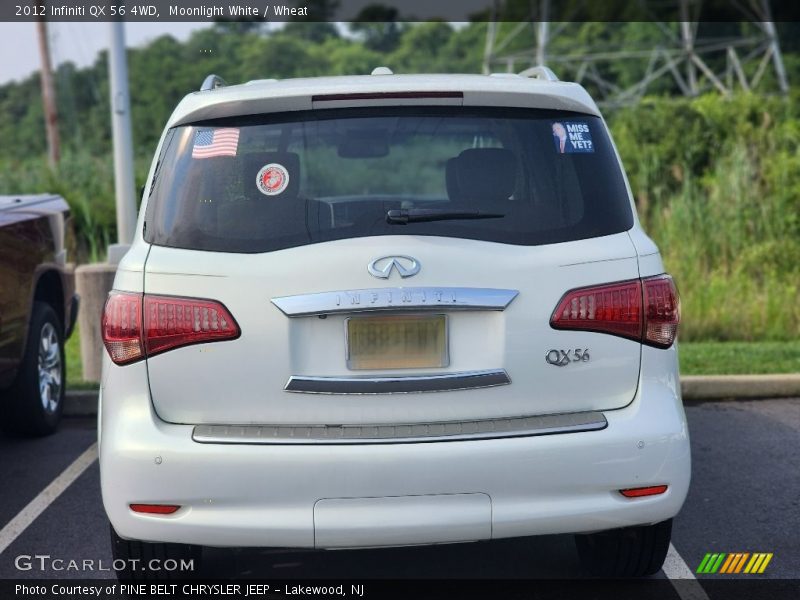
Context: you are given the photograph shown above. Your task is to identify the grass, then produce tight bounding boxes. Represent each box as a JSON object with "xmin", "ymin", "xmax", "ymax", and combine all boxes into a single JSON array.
[
  {"xmin": 65, "ymin": 324, "xmax": 100, "ymax": 390},
  {"xmin": 679, "ymin": 341, "xmax": 800, "ymax": 376}
]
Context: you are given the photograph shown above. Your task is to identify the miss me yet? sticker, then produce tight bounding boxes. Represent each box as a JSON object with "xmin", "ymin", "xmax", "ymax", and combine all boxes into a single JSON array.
[{"xmin": 551, "ymin": 121, "xmax": 594, "ymax": 153}]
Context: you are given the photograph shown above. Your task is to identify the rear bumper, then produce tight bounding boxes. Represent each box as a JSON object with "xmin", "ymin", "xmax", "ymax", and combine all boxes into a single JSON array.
[{"xmin": 99, "ymin": 347, "xmax": 690, "ymax": 548}]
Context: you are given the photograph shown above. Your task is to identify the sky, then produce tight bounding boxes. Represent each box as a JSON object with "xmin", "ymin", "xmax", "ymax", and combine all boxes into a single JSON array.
[{"xmin": 0, "ymin": 22, "xmax": 209, "ymax": 84}]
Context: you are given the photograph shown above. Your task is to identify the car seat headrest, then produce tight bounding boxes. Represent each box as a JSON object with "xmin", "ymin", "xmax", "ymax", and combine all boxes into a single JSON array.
[{"xmin": 449, "ymin": 148, "xmax": 516, "ymax": 204}]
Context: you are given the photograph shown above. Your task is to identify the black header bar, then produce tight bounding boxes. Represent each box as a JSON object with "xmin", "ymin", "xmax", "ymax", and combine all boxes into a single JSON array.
[{"xmin": 3, "ymin": 0, "xmax": 800, "ymax": 23}]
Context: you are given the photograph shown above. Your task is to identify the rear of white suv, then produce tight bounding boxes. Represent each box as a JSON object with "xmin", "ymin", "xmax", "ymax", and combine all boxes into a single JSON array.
[{"xmin": 99, "ymin": 72, "xmax": 689, "ymax": 579}]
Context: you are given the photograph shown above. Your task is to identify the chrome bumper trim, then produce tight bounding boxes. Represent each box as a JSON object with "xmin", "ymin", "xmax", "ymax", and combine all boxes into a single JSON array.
[
  {"xmin": 284, "ymin": 369, "xmax": 510, "ymax": 394},
  {"xmin": 192, "ymin": 411, "xmax": 607, "ymax": 445},
  {"xmin": 271, "ymin": 287, "xmax": 519, "ymax": 317}
]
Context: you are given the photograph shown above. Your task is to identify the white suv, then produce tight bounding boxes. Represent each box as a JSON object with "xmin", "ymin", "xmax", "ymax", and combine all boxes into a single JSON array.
[{"xmin": 100, "ymin": 68, "xmax": 689, "ymax": 579}]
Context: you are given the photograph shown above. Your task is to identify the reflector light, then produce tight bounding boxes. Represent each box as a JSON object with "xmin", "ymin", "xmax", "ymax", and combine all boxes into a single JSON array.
[
  {"xmin": 620, "ymin": 485, "xmax": 668, "ymax": 498},
  {"xmin": 550, "ymin": 274, "xmax": 680, "ymax": 348},
  {"xmin": 102, "ymin": 292, "xmax": 240, "ymax": 365},
  {"xmin": 130, "ymin": 504, "xmax": 181, "ymax": 515}
]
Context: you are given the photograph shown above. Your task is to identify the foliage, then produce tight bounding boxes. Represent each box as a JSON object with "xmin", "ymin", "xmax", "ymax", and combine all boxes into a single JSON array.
[
  {"xmin": 0, "ymin": 22, "xmax": 797, "ymax": 343},
  {"xmin": 349, "ymin": 5, "xmax": 405, "ymax": 53},
  {"xmin": 608, "ymin": 92, "xmax": 800, "ymax": 341},
  {"xmin": 0, "ymin": 151, "xmax": 150, "ymax": 262}
]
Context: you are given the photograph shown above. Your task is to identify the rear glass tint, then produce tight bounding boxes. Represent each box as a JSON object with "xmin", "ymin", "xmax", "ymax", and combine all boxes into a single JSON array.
[{"xmin": 144, "ymin": 107, "xmax": 633, "ymax": 253}]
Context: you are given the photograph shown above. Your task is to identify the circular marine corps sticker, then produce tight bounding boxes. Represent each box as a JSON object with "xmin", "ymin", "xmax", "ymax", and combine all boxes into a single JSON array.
[{"xmin": 256, "ymin": 163, "xmax": 290, "ymax": 196}]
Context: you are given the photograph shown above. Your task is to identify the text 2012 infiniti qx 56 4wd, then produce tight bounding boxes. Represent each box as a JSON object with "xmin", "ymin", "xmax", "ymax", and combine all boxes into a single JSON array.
[{"xmin": 100, "ymin": 67, "xmax": 688, "ymax": 579}]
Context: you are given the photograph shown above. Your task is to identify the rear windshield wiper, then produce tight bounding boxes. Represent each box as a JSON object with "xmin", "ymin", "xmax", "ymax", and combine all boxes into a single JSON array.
[{"xmin": 386, "ymin": 208, "xmax": 505, "ymax": 225}]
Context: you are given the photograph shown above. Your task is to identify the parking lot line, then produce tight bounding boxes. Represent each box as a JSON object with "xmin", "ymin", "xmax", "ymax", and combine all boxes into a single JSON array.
[
  {"xmin": 663, "ymin": 542, "xmax": 710, "ymax": 600},
  {"xmin": 0, "ymin": 442, "xmax": 97, "ymax": 556}
]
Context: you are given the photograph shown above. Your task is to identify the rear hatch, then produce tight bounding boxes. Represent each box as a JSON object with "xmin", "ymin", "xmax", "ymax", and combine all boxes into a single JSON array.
[{"xmin": 142, "ymin": 106, "xmax": 641, "ymax": 425}]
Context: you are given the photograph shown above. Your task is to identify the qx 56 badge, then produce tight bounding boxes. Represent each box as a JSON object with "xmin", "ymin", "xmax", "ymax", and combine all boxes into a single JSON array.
[{"xmin": 546, "ymin": 348, "xmax": 590, "ymax": 367}]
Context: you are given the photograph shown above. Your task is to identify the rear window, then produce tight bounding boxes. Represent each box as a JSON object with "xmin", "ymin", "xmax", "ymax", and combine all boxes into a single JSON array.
[{"xmin": 144, "ymin": 107, "xmax": 633, "ymax": 253}]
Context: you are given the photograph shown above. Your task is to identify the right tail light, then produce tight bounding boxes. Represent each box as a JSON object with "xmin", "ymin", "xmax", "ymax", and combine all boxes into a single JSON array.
[{"xmin": 550, "ymin": 274, "xmax": 680, "ymax": 348}]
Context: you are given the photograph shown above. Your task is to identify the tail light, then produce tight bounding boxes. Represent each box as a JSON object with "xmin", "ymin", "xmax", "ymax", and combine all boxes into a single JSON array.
[
  {"xmin": 102, "ymin": 292, "xmax": 240, "ymax": 365},
  {"xmin": 642, "ymin": 275, "xmax": 681, "ymax": 348},
  {"xmin": 550, "ymin": 274, "xmax": 680, "ymax": 348},
  {"xmin": 102, "ymin": 292, "xmax": 143, "ymax": 365}
]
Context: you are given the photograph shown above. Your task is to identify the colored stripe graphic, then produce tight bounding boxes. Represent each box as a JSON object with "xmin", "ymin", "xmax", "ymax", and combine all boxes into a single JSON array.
[
  {"xmin": 719, "ymin": 553, "xmax": 752, "ymax": 573},
  {"xmin": 699, "ymin": 552, "xmax": 772, "ymax": 574},
  {"xmin": 696, "ymin": 553, "xmax": 713, "ymax": 573},
  {"xmin": 697, "ymin": 553, "xmax": 727, "ymax": 573},
  {"xmin": 733, "ymin": 553, "xmax": 750, "ymax": 573},
  {"xmin": 719, "ymin": 554, "xmax": 737, "ymax": 573},
  {"xmin": 744, "ymin": 553, "xmax": 774, "ymax": 574},
  {"xmin": 758, "ymin": 554, "xmax": 773, "ymax": 573}
]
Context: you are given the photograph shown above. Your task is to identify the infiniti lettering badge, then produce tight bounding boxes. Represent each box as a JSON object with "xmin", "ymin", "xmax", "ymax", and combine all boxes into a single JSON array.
[{"xmin": 368, "ymin": 255, "xmax": 421, "ymax": 279}]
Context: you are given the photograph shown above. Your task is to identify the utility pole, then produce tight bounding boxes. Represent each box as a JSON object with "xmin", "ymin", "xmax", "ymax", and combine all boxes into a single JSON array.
[
  {"xmin": 535, "ymin": 0, "xmax": 549, "ymax": 67},
  {"xmin": 679, "ymin": 0, "xmax": 697, "ymax": 96},
  {"xmin": 75, "ymin": 21, "xmax": 140, "ymax": 383},
  {"xmin": 107, "ymin": 20, "xmax": 138, "ymax": 254},
  {"xmin": 36, "ymin": 18, "xmax": 60, "ymax": 169}
]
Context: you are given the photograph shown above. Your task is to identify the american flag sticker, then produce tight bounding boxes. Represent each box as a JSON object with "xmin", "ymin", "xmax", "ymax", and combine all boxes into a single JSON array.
[{"xmin": 192, "ymin": 128, "xmax": 240, "ymax": 159}]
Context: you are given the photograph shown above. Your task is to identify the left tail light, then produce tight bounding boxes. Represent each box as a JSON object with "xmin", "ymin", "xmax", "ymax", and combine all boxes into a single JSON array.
[
  {"xmin": 102, "ymin": 292, "xmax": 143, "ymax": 365},
  {"xmin": 102, "ymin": 292, "xmax": 240, "ymax": 365}
]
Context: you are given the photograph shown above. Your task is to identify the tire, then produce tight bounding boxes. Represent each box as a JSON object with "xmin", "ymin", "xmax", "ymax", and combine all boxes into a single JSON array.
[
  {"xmin": 575, "ymin": 519, "xmax": 672, "ymax": 577},
  {"xmin": 110, "ymin": 524, "xmax": 203, "ymax": 582},
  {"xmin": 0, "ymin": 302, "xmax": 65, "ymax": 436}
]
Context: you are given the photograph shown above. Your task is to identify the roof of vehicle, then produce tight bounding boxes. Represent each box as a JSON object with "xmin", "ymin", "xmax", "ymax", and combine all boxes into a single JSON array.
[{"xmin": 167, "ymin": 72, "xmax": 601, "ymax": 128}]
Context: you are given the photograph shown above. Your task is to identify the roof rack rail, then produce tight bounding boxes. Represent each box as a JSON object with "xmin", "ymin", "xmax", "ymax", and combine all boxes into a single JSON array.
[
  {"xmin": 200, "ymin": 74, "xmax": 227, "ymax": 92},
  {"xmin": 518, "ymin": 66, "xmax": 559, "ymax": 82}
]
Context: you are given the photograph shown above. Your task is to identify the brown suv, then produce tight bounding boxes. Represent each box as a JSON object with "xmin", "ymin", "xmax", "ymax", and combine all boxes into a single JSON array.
[{"xmin": 0, "ymin": 194, "xmax": 79, "ymax": 435}]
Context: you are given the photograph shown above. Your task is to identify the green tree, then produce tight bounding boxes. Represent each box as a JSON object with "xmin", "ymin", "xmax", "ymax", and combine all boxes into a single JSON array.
[
  {"xmin": 282, "ymin": 0, "xmax": 340, "ymax": 43},
  {"xmin": 349, "ymin": 5, "xmax": 404, "ymax": 53},
  {"xmin": 389, "ymin": 22, "xmax": 454, "ymax": 73}
]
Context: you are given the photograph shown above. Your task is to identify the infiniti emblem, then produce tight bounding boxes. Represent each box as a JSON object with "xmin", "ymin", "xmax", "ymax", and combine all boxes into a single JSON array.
[{"xmin": 368, "ymin": 255, "xmax": 421, "ymax": 279}]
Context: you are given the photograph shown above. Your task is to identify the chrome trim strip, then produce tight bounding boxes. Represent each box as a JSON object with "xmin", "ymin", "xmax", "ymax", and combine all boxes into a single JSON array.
[
  {"xmin": 192, "ymin": 411, "xmax": 607, "ymax": 445},
  {"xmin": 271, "ymin": 287, "xmax": 519, "ymax": 317},
  {"xmin": 284, "ymin": 369, "xmax": 510, "ymax": 394}
]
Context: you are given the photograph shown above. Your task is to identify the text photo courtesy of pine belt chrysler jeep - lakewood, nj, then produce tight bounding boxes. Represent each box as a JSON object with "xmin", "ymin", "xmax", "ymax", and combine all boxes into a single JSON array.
[{"xmin": 99, "ymin": 67, "xmax": 686, "ymax": 580}]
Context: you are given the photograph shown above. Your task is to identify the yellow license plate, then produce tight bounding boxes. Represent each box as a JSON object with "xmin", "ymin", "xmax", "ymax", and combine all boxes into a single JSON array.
[{"xmin": 346, "ymin": 314, "xmax": 448, "ymax": 370}]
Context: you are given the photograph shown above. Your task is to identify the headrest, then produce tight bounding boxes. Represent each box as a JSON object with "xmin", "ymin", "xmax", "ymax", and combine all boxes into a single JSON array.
[
  {"xmin": 449, "ymin": 148, "xmax": 516, "ymax": 204},
  {"xmin": 241, "ymin": 152, "xmax": 301, "ymax": 202},
  {"xmin": 445, "ymin": 157, "xmax": 461, "ymax": 201}
]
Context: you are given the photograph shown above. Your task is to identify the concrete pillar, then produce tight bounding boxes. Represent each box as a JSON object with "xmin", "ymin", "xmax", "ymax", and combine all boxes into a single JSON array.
[{"xmin": 75, "ymin": 263, "xmax": 117, "ymax": 382}]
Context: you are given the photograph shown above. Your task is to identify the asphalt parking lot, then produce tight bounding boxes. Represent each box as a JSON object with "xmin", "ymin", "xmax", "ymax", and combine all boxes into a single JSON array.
[{"xmin": 0, "ymin": 398, "xmax": 798, "ymax": 597}]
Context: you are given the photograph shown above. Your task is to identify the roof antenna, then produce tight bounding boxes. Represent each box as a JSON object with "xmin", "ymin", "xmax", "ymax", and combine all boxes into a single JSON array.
[{"xmin": 200, "ymin": 74, "xmax": 227, "ymax": 91}]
